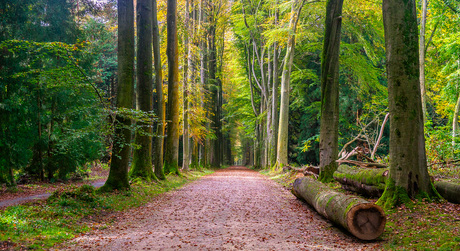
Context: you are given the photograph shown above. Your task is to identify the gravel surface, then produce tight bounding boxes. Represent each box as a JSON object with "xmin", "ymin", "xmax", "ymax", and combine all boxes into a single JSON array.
[{"xmin": 65, "ymin": 166, "xmax": 383, "ymax": 250}]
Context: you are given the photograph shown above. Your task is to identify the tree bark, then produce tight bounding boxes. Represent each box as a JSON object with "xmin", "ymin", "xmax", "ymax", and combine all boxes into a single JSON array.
[
  {"xmin": 292, "ymin": 177, "xmax": 386, "ymax": 240},
  {"xmin": 152, "ymin": 0, "xmax": 166, "ymax": 180},
  {"xmin": 419, "ymin": 0, "xmax": 427, "ymax": 123},
  {"xmin": 276, "ymin": 0, "xmax": 304, "ymax": 168},
  {"xmin": 453, "ymin": 60, "xmax": 460, "ymax": 147},
  {"xmin": 319, "ymin": 0, "xmax": 343, "ymax": 182},
  {"xmin": 270, "ymin": 41, "xmax": 279, "ymax": 168},
  {"xmin": 164, "ymin": 0, "xmax": 181, "ymax": 175},
  {"xmin": 182, "ymin": 0, "xmax": 191, "ymax": 171},
  {"xmin": 378, "ymin": 0, "xmax": 439, "ymax": 208},
  {"xmin": 131, "ymin": 0, "xmax": 155, "ymax": 181},
  {"xmin": 102, "ymin": 0, "xmax": 135, "ymax": 191}
]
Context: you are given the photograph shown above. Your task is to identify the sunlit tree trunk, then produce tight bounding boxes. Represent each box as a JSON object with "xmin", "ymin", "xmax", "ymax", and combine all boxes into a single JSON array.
[
  {"xmin": 208, "ymin": 21, "xmax": 220, "ymax": 168},
  {"xmin": 182, "ymin": 0, "xmax": 191, "ymax": 171},
  {"xmin": 131, "ymin": 0, "xmax": 155, "ymax": 181},
  {"xmin": 276, "ymin": 0, "xmax": 304, "ymax": 168},
  {"xmin": 419, "ymin": 0, "xmax": 427, "ymax": 123},
  {"xmin": 152, "ymin": 0, "xmax": 165, "ymax": 180},
  {"xmin": 102, "ymin": 0, "xmax": 134, "ymax": 191},
  {"xmin": 270, "ymin": 36, "xmax": 279, "ymax": 167},
  {"xmin": 164, "ymin": 0, "xmax": 180, "ymax": 175},
  {"xmin": 377, "ymin": 0, "xmax": 439, "ymax": 208},
  {"xmin": 453, "ymin": 61, "xmax": 460, "ymax": 147},
  {"xmin": 318, "ymin": 0, "xmax": 343, "ymax": 182},
  {"xmin": 452, "ymin": 93, "xmax": 460, "ymax": 146}
]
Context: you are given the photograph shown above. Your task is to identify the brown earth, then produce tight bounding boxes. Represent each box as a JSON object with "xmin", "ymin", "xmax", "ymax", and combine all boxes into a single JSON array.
[{"xmin": 64, "ymin": 166, "xmax": 383, "ymax": 250}]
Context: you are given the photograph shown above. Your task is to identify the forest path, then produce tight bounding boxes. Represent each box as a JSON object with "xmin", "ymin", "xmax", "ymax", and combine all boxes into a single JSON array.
[
  {"xmin": 65, "ymin": 166, "xmax": 381, "ymax": 250},
  {"xmin": 0, "ymin": 181, "xmax": 106, "ymax": 209}
]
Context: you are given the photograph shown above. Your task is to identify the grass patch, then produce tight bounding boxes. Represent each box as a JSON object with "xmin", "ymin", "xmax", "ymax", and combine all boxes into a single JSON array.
[
  {"xmin": 0, "ymin": 169, "xmax": 213, "ymax": 250},
  {"xmin": 382, "ymin": 201, "xmax": 460, "ymax": 250}
]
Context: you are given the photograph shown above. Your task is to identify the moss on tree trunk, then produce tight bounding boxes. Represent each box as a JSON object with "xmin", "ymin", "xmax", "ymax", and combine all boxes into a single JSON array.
[
  {"xmin": 378, "ymin": 0, "xmax": 440, "ymax": 208},
  {"xmin": 319, "ymin": 0, "xmax": 343, "ymax": 182},
  {"xmin": 130, "ymin": 0, "xmax": 156, "ymax": 182},
  {"xmin": 164, "ymin": 0, "xmax": 180, "ymax": 175}
]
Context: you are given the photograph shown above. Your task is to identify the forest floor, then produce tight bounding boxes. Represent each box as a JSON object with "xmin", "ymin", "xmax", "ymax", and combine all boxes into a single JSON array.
[
  {"xmin": 61, "ymin": 166, "xmax": 381, "ymax": 250},
  {"xmin": 0, "ymin": 165, "xmax": 108, "ymax": 209}
]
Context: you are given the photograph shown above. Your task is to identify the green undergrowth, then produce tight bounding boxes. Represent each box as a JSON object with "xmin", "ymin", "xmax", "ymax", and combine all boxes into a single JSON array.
[{"xmin": 0, "ymin": 169, "xmax": 213, "ymax": 250}]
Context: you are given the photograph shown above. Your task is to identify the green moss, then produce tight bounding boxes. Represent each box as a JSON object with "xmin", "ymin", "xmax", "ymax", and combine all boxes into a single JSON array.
[
  {"xmin": 164, "ymin": 160, "xmax": 180, "ymax": 175},
  {"xmin": 319, "ymin": 162, "xmax": 337, "ymax": 183},
  {"xmin": 376, "ymin": 178, "xmax": 412, "ymax": 209},
  {"xmin": 129, "ymin": 165, "xmax": 157, "ymax": 182}
]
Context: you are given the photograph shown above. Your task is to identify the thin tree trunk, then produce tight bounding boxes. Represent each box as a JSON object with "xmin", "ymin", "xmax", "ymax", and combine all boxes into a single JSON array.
[
  {"xmin": 131, "ymin": 0, "xmax": 155, "ymax": 180},
  {"xmin": 270, "ymin": 42, "xmax": 279, "ymax": 167},
  {"xmin": 419, "ymin": 0, "xmax": 427, "ymax": 123},
  {"xmin": 164, "ymin": 0, "xmax": 181, "ymax": 175},
  {"xmin": 276, "ymin": 0, "xmax": 304, "ymax": 168},
  {"xmin": 102, "ymin": 0, "xmax": 135, "ymax": 191},
  {"xmin": 318, "ymin": 0, "xmax": 344, "ymax": 182},
  {"xmin": 378, "ymin": 0, "xmax": 439, "ymax": 208},
  {"xmin": 152, "ymin": 0, "xmax": 165, "ymax": 180},
  {"xmin": 452, "ymin": 92, "xmax": 460, "ymax": 146},
  {"xmin": 182, "ymin": 0, "xmax": 191, "ymax": 171}
]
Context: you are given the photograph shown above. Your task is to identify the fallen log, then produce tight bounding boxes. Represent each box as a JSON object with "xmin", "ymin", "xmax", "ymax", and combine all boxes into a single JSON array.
[
  {"xmin": 333, "ymin": 165, "xmax": 388, "ymax": 197},
  {"xmin": 435, "ymin": 181, "xmax": 460, "ymax": 204},
  {"xmin": 292, "ymin": 177, "xmax": 386, "ymax": 240},
  {"xmin": 334, "ymin": 166, "xmax": 460, "ymax": 204},
  {"xmin": 334, "ymin": 165, "xmax": 388, "ymax": 185},
  {"xmin": 337, "ymin": 159, "xmax": 388, "ymax": 169}
]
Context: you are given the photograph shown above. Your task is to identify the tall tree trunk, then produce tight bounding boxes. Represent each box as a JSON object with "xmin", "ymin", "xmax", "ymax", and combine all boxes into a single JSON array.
[
  {"xmin": 276, "ymin": 0, "xmax": 304, "ymax": 168},
  {"xmin": 131, "ymin": 0, "xmax": 155, "ymax": 180},
  {"xmin": 152, "ymin": 0, "xmax": 166, "ymax": 180},
  {"xmin": 270, "ymin": 42, "xmax": 279, "ymax": 168},
  {"xmin": 182, "ymin": 0, "xmax": 191, "ymax": 171},
  {"xmin": 164, "ymin": 0, "xmax": 181, "ymax": 175},
  {"xmin": 208, "ymin": 22, "xmax": 220, "ymax": 168},
  {"xmin": 318, "ymin": 0, "xmax": 343, "ymax": 182},
  {"xmin": 419, "ymin": 0, "xmax": 427, "ymax": 123},
  {"xmin": 453, "ymin": 61, "xmax": 460, "ymax": 147},
  {"xmin": 452, "ymin": 93, "xmax": 460, "ymax": 146},
  {"xmin": 377, "ymin": 0, "xmax": 439, "ymax": 208},
  {"xmin": 102, "ymin": 0, "xmax": 135, "ymax": 191}
]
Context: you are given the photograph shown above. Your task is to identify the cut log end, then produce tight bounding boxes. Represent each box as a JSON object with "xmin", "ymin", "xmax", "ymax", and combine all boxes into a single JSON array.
[{"xmin": 346, "ymin": 203, "xmax": 386, "ymax": 240}]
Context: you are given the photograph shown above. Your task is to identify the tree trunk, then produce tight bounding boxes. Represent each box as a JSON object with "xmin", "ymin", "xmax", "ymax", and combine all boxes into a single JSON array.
[
  {"xmin": 182, "ymin": 0, "xmax": 191, "ymax": 171},
  {"xmin": 270, "ymin": 41, "xmax": 279, "ymax": 168},
  {"xmin": 435, "ymin": 181, "xmax": 460, "ymax": 204},
  {"xmin": 319, "ymin": 0, "xmax": 343, "ymax": 182},
  {"xmin": 152, "ymin": 0, "xmax": 165, "ymax": 180},
  {"xmin": 419, "ymin": 0, "xmax": 427, "ymax": 124},
  {"xmin": 164, "ymin": 0, "xmax": 180, "ymax": 175},
  {"xmin": 131, "ymin": 0, "xmax": 155, "ymax": 181},
  {"xmin": 102, "ymin": 0, "xmax": 135, "ymax": 191},
  {"xmin": 378, "ymin": 0, "xmax": 440, "ymax": 208},
  {"xmin": 453, "ymin": 93, "xmax": 460, "ymax": 146},
  {"xmin": 276, "ymin": 0, "xmax": 304, "ymax": 168},
  {"xmin": 292, "ymin": 177, "xmax": 386, "ymax": 240}
]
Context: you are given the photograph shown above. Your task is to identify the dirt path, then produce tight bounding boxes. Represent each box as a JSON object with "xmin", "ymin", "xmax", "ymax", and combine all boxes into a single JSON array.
[
  {"xmin": 65, "ymin": 166, "xmax": 382, "ymax": 250},
  {"xmin": 0, "ymin": 181, "xmax": 106, "ymax": 209}
]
